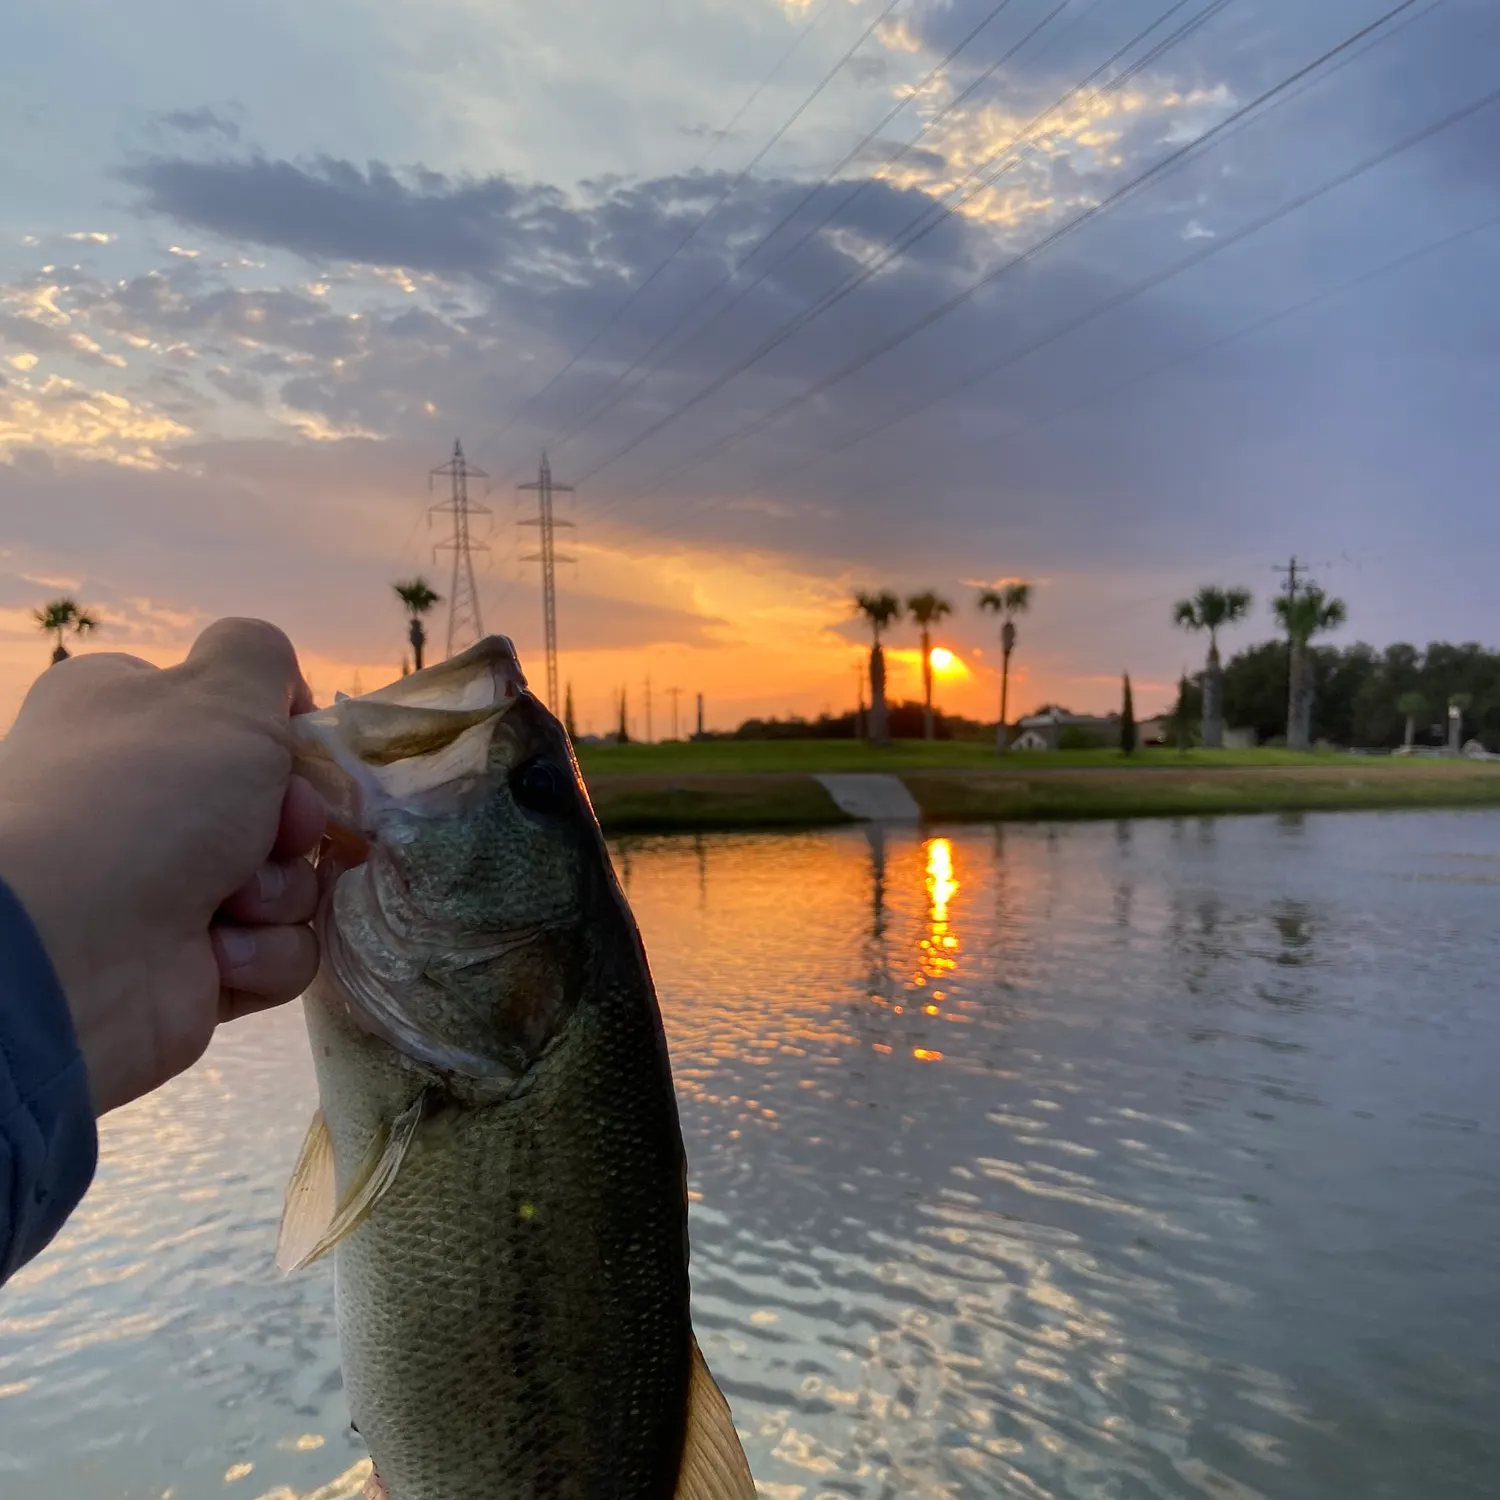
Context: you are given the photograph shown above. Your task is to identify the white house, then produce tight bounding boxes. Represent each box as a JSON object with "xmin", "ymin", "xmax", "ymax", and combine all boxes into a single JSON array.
[{"xmin": 1012, "ymin": 708, "xmax": 1121, "ymax": 750}]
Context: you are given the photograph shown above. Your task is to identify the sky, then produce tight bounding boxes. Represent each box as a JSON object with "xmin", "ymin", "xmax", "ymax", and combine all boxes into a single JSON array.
[{"xmin": 2, "ymin": 0, "xmax": 1497, "ymax": 735}]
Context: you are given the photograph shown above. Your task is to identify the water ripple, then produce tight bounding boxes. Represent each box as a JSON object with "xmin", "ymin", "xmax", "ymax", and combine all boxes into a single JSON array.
[{"xmin": 3, "ymin": 813, "xmax": 1498, "ymax": 1496}]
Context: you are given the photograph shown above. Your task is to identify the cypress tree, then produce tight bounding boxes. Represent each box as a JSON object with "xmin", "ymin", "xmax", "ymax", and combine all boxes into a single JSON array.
[{"xmin": 1121, "ymin": 673, "xmax": 1137, "ymax": 755}]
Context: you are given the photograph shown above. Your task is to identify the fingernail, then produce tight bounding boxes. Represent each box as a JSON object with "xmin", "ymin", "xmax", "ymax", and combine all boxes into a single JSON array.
[
  {"xmin": 218, "ymin": 928, "xmax": 258, "ymax": 971},
  {"xmin": 257, "ymin": 863, "xmax": 287, "ymax": 902}
]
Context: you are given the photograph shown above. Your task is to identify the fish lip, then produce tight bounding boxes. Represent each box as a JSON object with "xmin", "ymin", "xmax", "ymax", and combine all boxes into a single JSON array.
[{"xmin": 290, "ymin": 634, "xmax": 528, "ymax": 840}]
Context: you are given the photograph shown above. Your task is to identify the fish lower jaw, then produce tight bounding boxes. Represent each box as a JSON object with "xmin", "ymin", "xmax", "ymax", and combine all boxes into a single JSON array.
[{"xmin": 317, "ymin": 911, "xmax": 520, "ymax": 1087}]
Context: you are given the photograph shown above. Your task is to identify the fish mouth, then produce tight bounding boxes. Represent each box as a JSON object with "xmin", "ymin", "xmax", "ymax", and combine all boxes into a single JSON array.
[
  {"xmin": 290, "ymin": 635, "xmax": 529, "ymax": 839},
  {"xmin": 291, "ymin": 636, "xmax": 539, "ymax": 1078}
]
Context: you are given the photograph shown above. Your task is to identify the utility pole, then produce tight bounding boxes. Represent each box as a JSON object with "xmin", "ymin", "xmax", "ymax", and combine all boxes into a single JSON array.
[
  {"xmin": 518, "ymin": 451, "xmax": 575, "ymax": 712},
  {"xmin": 1273, "ymin": 556, "xmax": 1306, "ymax": 601},
  {"xmin": 667, "ymin": 686, "xmax": 682, "ymax": 741},
  {"xmin": 430, "ymin": 439, "xmax": 490, "ymax": 659},
  {"xmin": 643, "ymin": 674, "xmax": 653, "ymax": 744},
  {"xmin": 696, "ymin": 693, "xmax": 704, "ymax": 739}
]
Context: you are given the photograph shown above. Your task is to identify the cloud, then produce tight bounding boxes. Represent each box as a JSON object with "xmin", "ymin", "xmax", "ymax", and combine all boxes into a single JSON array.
[
  {"xmin": 3, "ymin": 0, "xmax": 1498, "ymax": 732},
  {"xmin": 0, "ymin": 373, "xmax": 191, "ymax": 466},
  {"xmin": 548, "ymin": 586, "xmax": 730, "ymax": 652},
  {"xmin": 120, "ymin": 155, "xmax": 547, "ymax": 279},
  {"xmin": 155, "ymin": 107, "xmax": 241, "ymax": 142}
]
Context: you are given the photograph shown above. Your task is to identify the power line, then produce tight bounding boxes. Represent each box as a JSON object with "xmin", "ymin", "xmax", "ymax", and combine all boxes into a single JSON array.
[
  {"xmin": 584, "ymin": 0, "xmax": 1433, "ymax": 514},
  {"xmin": 878, "ymin": 205, "xmax": 1500, "ymax": 462},
  {"xmin": 699, "ymin": 0, "xmax": 840, "ymax": 159},
  {"xmin": 571, "ymin": 0, "xmax": 1242, "ymax": 494},
  {"xmin": 598, "ymin": 40, "xmax": 1490, "ymax": 562},
  {"xmin": 551, "ymin": 0, "xmax": 1222, "ymax": 470},
  {"xmin": 537, "ymin": 0, "xmax": 1056, "ymax": 460},
  {"xmin": 472, "ymin": 0, "xmax": 900, "ymax": 473},
  {"xmin": 740, "ymin": 72, "xmax": 1495, "ymax": 506}
]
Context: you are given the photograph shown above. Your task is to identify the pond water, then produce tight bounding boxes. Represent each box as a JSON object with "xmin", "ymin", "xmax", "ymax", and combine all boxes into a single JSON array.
[{"xmin": 3, "ymin": 811, "xmax": 1498, "ymax": 1499}]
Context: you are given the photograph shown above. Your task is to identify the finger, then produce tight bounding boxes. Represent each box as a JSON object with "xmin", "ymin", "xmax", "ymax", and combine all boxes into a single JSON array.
[
  {"xmin": 212, "ymin": 922, "xmax": 319, "ymax": 1000},
  {"xmin": 26, "ymin": 649, "xmax": 156, "ymax": 704},
  {"xmin": 218, "ymin": 857, "xmax": 319, "ymax": 925},
  {"xmin": 275, "ymin": 774, "xmax": 327, "ymax": 860},
  {"xmin": 179, "ymin": 618, "xmax": 308, "ymax": 720},
  {"xmin": 218, "ymin": 987, "xmax": 300, "ymax": 1026}
]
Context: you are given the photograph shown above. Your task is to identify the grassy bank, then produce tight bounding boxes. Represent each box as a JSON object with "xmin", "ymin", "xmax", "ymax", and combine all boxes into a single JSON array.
[
  {"xmin": 577, "ymin": 744, "xmax": 1500, "ymax": 833},
  {"xmin": 901, "ymin": 762, "xmax": 1500, "ymax": 825},
  {"xmin": 575, "ymin": 741, "xmax": 1339, "ymax": 776}
]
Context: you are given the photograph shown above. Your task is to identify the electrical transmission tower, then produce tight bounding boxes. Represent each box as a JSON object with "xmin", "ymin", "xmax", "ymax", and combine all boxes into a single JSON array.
[
  {"xmin": 430, "ymin": 439, "xmax": 490, "ymax": 659},
  {"xmin": 518, "ymin": 452, "xmax": 575, "ymax": 711}
]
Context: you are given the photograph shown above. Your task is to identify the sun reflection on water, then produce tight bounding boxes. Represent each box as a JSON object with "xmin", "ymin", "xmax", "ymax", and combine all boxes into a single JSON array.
[
  {"xmin": 4, "ymin": 818, "xmax": 1497, "ymax": 1499},
  {"xmin": 926, "ymin": 837, "xmax": 958, "ymax": 923},
  {"xmin": 919, "ymin": 837, "xmax": 961, "ymax": 996}
]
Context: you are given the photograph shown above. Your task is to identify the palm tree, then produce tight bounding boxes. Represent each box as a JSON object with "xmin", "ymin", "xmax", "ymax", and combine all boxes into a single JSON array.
[
  {"xmin": 1172, "ymin": 586, "xmax": 1252, "ymax": 749},
  {"xmin": 1273, "ymin": 586, "xmax": 1346, "ymax": 750},
  {"xmin": 854, "ymin": 590, "xmax": 902, "ymax": 746},
  {"xmin": 976, "ymin": 581, "xmax": 1031, "ymax": 753},
  {"xmin": 393, "ymin": 577, "xmax": 441, "ymax": 672},
  {"xmin": 1397, "ymin": 691, "xmax": 1426, "ymax": 750},
  {"xmin": 1449, "ymin": 691, "xmax": 1473, "ymax": 753},
  {"xmin": 34, "ymin": 596, "xmax": 99, "ymax": 664},
  {"xmin": 905, "ymin": 590, "xmax": 953, "ymax": 740}
]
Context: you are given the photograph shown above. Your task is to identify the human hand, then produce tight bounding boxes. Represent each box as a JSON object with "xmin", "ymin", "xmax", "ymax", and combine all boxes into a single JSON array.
[{"xmin": 0, "ymin": 619, "xmax": 327, "ymax": 1115}]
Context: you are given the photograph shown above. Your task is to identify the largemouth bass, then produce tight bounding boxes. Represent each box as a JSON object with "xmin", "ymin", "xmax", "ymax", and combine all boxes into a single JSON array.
[{"xmin": 275, "ymin": 637, "xmax": 753, "ymax": 1500}]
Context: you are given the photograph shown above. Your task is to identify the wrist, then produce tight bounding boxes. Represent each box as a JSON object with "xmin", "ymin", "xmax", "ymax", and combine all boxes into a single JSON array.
[
  {"xmin": 0, "ymin": 875, "xmax": 99, "ymax": 1278},
  {"xmin": 0, "ymin": 810, "xmax": 109, "ymax": 1116}
]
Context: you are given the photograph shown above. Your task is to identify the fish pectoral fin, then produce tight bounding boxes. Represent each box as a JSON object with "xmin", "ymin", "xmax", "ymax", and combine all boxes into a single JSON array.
[
  {"xmin": 276, "ymin": 1094, "xmax": 427, "ymax": 1274},
  {"xmin": 276, "ymin": 1109, "xmax": 337, "ymax": 1274},
  {"xmin": 360, "ymin": 1467, "xmax": 388, "ymax": 1500},
  {"xmin": 675, "ymin": 1335, "xmax": 756, "ymax": 1500}
]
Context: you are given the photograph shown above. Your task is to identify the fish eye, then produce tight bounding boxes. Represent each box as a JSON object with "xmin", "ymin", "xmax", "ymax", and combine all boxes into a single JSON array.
[{"xmin": 509, "ymin": 756, "xmax": 571, "ymax": 818}]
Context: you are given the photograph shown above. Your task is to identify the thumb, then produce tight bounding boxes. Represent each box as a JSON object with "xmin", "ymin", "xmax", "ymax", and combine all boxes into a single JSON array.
[{"xmin": 176, "ymin": 618, "xmax": 313, "ymax": 720}]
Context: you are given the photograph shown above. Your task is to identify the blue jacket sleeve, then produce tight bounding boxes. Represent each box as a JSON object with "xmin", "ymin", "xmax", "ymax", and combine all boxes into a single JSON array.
[{"xmin": 0, "ymin": 878, "xmax": 98, "ymax": 1286}]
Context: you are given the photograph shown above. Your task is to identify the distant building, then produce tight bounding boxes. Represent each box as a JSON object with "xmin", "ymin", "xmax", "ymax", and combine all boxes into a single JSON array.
[{"xmin": 1013, "ymin": 708, "xmax": 1121, "ymax": 750}]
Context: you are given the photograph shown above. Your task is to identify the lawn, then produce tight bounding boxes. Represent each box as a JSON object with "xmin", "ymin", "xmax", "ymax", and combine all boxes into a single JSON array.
[
  {"xmin": 575, "ymin": 739, "xmax": 1394, "ymax": 777},
  {"xmin": 573, "ymin": 740, "xmax": 1500, "ymax": 833}
]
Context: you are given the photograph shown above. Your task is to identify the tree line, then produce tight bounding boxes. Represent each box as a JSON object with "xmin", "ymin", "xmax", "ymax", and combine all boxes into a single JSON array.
[
  {"xmin": 1174, "ymin": 639, "xmax": 1500, "ymax": 750},
  {"xmin": 1172, "ymin": 583, "xmax": 1346, "ymax": 751}
]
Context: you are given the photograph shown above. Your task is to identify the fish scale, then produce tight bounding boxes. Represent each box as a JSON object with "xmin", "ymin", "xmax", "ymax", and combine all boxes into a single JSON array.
[{"xmin": 278, "ymin": 638, "xmax": 753, "ymax": 1500}]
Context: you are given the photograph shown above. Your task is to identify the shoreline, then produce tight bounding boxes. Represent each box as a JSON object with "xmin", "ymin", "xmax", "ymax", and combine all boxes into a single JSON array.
[{"xmin": 582, "ymin": 759, "xmax": 1500, "ymax": 834}]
